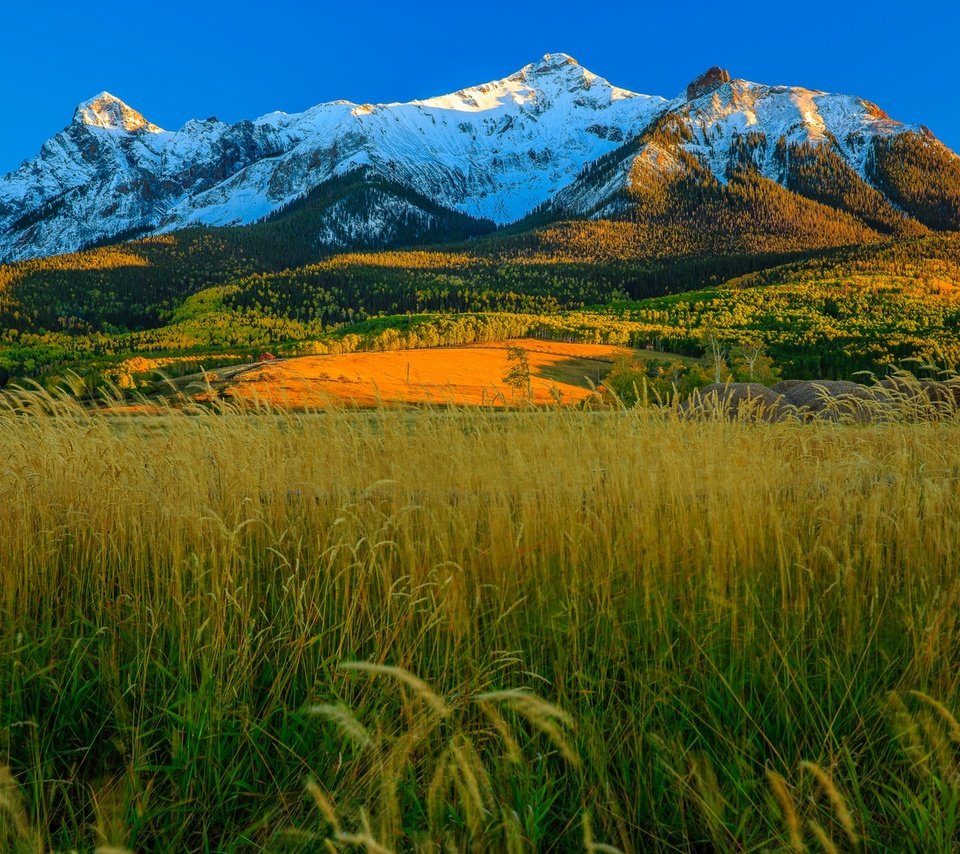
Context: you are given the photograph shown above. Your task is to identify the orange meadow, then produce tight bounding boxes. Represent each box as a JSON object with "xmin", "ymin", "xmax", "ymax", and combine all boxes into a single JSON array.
[{"xmin": 201, "ymin": 340, "xmax": 639, "ymax": 407}]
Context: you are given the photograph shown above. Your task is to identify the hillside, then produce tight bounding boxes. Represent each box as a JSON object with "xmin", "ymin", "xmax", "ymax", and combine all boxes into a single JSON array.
[
  {"xmin": 3, "ymin": 58, "xmax": 960, "ymax": 393},
  {"xmin": 611, "ymin": 235, "xmax": 960, "ymax": 376},
  {"xmin": 175, "ymin": 340, "xmax": 642, "ymax": 408},
  {"xmin": 3, "ymin": 234, "xmax": 960, "ymax": 392}
]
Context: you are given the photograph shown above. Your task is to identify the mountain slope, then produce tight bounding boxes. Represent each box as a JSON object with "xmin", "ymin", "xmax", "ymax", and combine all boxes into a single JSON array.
[
  {"xmin": 543, "ymin": 68, "xmax": 941, "ymax": 240},
  {"xmin": 3, "ymin": 57, "xmax": 958, "ymax": 264},
  {"xmin": 0, "ymin": 93, "xmax": 284, "ymax": 261},
  {"xmin": 868, "ymin": 130, "xmax": 960, "ymax": 230},
  {"xmin": 0, "ymin": 55, "xmax": 666, "ymax": 262},
  {"xmin": 0, "ymin": 169, "xmax": 494, "ymax": 333}
]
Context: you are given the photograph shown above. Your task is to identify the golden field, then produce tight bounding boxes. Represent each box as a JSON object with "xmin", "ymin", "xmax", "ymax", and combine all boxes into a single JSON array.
[
  {"xmin": 187, "ymin": 341, "xmax": 648, "ymax": 408},
  {"xmin": 1, "ymin": 395, "xmax": 959, "ymax": 851}
]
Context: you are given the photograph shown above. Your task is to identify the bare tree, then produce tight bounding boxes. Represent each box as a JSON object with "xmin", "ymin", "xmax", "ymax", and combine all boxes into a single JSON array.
[
  {"xmin": 701, "ymin": 326, "xmax": 729, "ymax": 385},
  {"xmin": 731, "ymin": 337, "xmax": 779, "ymax": 384},
  {"xmin": 732, "ymin": 338, "xmax": 765, "ymax": 382}
]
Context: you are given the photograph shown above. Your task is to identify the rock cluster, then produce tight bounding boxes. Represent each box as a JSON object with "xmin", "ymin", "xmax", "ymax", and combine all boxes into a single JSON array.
[{"xmin": 684, "ymin": 379, "xmax": 960, "ymax": 422}]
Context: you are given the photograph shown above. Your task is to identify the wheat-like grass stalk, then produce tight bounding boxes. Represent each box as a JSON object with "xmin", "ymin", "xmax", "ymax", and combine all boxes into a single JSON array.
[
  {"xmin": 582, "ymin": 811, "xmax": 627, "ymax": 854},
  {"xmin": 887, "ymin": 691, "xmax": 930, "ymax": 776},
  {"xmin": 476, "ymin": 689, "xmax": 580, "ymax": 768},
  {"xmin": 800, "ymin": 762, "xmax": 858, "ymax": 849},
  {"xmin": 309, "ymin": 704, "xmax": 372, "ymax": 749},
  {"xmin": 908, "ymin": 690, "xmax": 960, "ymax": 743},
  {"xmin": 306, "ymin": 780, "xmax": 342, "ymax": 834},
  {"xmin": 339, "ymin": 661, "xmax": 450, "ymax": 717},
  {"xmin": 767, "ymin": 769, "xmax": 804, "ymax": 853},
  {"xmin": 806, "ymin": 819, "xmax": 839, "ymax": 854},
  {"xmin": 333, "ymin": 830, "xmax": 394, "ymax": 854},
  {"xmin": 450, "ymin": 736, "xmax": 489, "ymax": 839},
  {"xmin": 0, "ymin": 766, "xmax": 36, "ymax": 850}
]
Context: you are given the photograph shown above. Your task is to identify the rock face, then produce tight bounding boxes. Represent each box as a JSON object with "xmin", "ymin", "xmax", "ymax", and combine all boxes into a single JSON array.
[
  {"xmin": 0, "ymin": 113, "xmax": 282, "ymax": 262},
  {"xmin": 540, "ymin": 62, "xmax": 947, "ymax": 224},
  {"xmin": 73, "ymin": 92, "xmax": 162, "ymax": 133},
  {"xmin": 774, "ymin": 380, "xmax": 881, "ymax": 421},
  {"xmin": 686, "ymin": 67, "xmax": 732, "ymax": 101}
]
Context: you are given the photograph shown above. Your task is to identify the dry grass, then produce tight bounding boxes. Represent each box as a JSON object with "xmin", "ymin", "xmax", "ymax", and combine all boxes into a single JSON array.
[
  {"xmin": 0, "ymin": 392, "xmax": 959, "ymax": 850},
  {"xmin": 185, "ymin": 340, "xmax": 640, "ymax": 408}
]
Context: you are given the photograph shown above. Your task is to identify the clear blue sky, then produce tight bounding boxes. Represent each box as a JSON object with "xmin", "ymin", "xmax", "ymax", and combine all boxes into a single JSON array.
[{"xmin": 2, "ymin": 0, "xmax": 958, "ymax": 174}]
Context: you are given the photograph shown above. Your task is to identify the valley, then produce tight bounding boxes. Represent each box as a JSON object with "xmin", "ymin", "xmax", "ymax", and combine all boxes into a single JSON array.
[
  {"xmin": 3, "ymin": 53, "xmax": 960, "ymax": 397},
  {"xmin": 2, "ymin": 40, "xmax": 960, "ymax": 854}
]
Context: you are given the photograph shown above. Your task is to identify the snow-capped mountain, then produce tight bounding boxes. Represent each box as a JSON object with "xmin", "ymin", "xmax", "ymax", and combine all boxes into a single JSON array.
[
  {"xmin": 0, "ymin": 55, "xmax": 666, "ymax": 261},
  {"xmin": 546, "ymin": 66, "xmax": 943, "ymax": 221},
  {"xmin": 0, "ymin": 56, "xmax": 956, "ymax": 262}
]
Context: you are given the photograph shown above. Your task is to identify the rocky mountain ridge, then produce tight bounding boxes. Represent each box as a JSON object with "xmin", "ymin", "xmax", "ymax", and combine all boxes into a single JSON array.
[{"xmin": 1, "ymin": 54, "xmax": 956, "ymax": 262}]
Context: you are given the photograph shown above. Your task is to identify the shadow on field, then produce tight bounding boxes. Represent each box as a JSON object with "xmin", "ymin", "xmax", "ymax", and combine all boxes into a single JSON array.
[{"xmin": 534, "ymin": 355, "xmax": 610, "ymax": 389}]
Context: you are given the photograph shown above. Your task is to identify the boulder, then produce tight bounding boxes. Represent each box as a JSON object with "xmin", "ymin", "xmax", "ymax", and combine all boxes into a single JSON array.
[
  {"xmin": 771, "ymin": 380, "xmax": 807, "ymax": 393},
  {"xmin": 684, "ymin": 378, "xmax": 960, "ymax": 424},
  {"xmin": 778, "ymin": 380, "xmax": 884, "ymax": 422},
  {"xmin": 880, "ymin": 376, "xmax": 960, "ymax": 415},
  {"xmin": 685, "ymin": 382, "xmax": 790, "ymax": 420}
]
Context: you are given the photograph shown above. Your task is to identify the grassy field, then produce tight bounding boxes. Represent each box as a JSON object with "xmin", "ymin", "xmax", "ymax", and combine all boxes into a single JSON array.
[
  {"xmin": 171, "ymin": 341, "xmax": 663, "ymax": 408},
  {"xmin": 1, "ymin": 396, "xmax": 959, "ymax": 852}
]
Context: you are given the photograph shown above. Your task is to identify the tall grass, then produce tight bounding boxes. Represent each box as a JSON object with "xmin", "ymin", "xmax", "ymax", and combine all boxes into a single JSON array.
[{"xmin": 0, "ymin": 393, "xmax": 959, "ymax": 851}]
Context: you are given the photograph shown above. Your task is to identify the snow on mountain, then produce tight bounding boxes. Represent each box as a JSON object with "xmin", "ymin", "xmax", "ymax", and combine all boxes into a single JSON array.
[
  {"xmin": 311, "ymin": 188, "xmax": 458, "ymax": 249},
  {"xmin": 73, "ymin": 92, "xmax": 164, "ymax": 134},
  {"xmin": 0, "ymin": 95, "xmax": 283, "ymax": 261},
  {"xmin": 0, "ymin": 57, "xmax": 947, "ymax": 262},
  {"xmin": 677, "ymin": 75, "xmax": 913, "ymax": 181},
  {"xmin": 157, "ymin": 53, "xmax": 669, "ymax": 230},
  {"xmin": 0, "ymin": 54, "xmax": 670, "ymax": 261},
  {"xmin": 548, "ymin": 67, "xmax": 930, "ymax": 219}
]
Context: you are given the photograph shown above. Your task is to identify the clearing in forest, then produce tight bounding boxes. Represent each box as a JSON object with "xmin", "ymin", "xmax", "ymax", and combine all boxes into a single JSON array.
[{"xmin": 185, "ymin": 340, "xmax": 685, "ymax": 407}]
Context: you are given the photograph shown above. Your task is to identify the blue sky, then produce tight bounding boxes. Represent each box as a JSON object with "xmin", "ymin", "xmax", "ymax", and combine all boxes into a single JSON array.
[{"xmin": 2, "ymin": 0, "xmax": 958, "ymax": 173}]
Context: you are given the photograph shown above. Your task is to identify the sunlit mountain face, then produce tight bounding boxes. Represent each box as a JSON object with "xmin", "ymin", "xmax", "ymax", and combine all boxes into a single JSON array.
[{"xmin": 2, "ymin": 54, "xmax": 958, "ymax": 263}]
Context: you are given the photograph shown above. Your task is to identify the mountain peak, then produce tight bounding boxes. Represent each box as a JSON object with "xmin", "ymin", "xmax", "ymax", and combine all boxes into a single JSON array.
[
  {"xmin": 514, "ymin": 53, "xmax": 583, "ymax": 81},
  {"xmin": 73, "ymin": 92, "xmax": 163, "ymax": 133},
  {"xmin": 538, "ymin": 52, "xmax": 580, "ymax": 69},
  {"xmin": 686, "ymin": 67, "xmax": 732, "ymax": 101}
]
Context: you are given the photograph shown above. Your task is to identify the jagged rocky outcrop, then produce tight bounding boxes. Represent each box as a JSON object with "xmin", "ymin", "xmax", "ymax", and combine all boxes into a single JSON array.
[
  {"xmin": 686, "ymin": 66, "xmax": 731, "ymax": 101},
  {"xmin": 0, "ymin": 94, "xmax": 284, "ymax": 260},
  {"xmin": 545, "ymin": 65, "xmax": 952, "ymax": 227}
]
